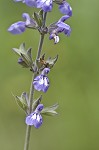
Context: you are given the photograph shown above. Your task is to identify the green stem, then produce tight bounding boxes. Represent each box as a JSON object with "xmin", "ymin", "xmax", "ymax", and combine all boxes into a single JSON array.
[
  {"xmin": 36, "ymin": 12, "xmax": 47, "ymax": 61},
  {"xmin": 24, "ymin": 12, "xmax": 47, "ymax": 150},
  {"xmin": 23, "ymin": 74, "xmax": 35, "ymax": 150},
  {"xmin": 36, "ymin": 34, "xmax": 44, "ymax": 61},
  {"xmin": 24, "ymin": 125, "xmax": 31, "ymax": 150}
]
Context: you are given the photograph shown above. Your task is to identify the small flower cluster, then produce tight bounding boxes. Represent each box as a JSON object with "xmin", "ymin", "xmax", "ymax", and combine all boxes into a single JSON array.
[
  {"xmin": 9, "ymin": 0, "xmax": 72, "ymax": 129},
  {"xmin": 14, "ymin": 0, "xmax": 72, "ymax": 14},
  {"xmin": 8, "ymin": 0, "xmax": 72, "ymax": 44}
]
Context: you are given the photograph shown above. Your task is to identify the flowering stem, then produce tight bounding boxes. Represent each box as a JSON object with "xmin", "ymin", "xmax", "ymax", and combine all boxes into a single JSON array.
[
  {"xmin": 36, "ymin": 34, "xmax": 44, "ymax": 61},
  {"xmin": 24, "ymin": 11, "xmax": 47, "ymax": 150},
  {"xmin": 23, "ymin": 74, "xmax": 35, "ymax": 150},
  {"xmin": 36, "ymin": 12, "xmax": 47, "ymax": 60}
]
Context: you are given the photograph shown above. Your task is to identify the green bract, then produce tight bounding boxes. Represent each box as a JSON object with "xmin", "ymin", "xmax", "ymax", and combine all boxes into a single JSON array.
[
  {"xmin": 41, "ymin": 103, "xmax": 59, "ymax": 116},
  {"xmin": 13, "ymin": 43, "xmax": 33, "ymax": 68},
  {"xmin": 14, "ymin": 92, "xmax": 29, "ymax": 113}
]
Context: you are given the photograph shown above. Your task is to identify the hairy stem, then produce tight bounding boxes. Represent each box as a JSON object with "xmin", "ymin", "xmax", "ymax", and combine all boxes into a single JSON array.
[{"xmin": 24, "ymin": 12, "xmax": 47, "ymax": 150}]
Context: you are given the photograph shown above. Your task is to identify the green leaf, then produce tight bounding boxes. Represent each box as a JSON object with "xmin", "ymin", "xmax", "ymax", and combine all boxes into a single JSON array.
[
  {"xmin": 12, "ymin": 48, "xmax": 21, "ymax": 56},
  {"xmin": 12, "ymin": 43, "xmax": 33, "ymax": 68},
  {"xmin": 27, "ymin": 48, "xmax": 32, "ymax": 59},
  {"xmin": 32, "ymin": 95, "xmax": 42, "ymax": 111},
  {"xmin": 41, "ymin": 103, "xmax": 59, "ymax": 116},
  {"xmin": 46, "ymin": 55, "xmax": 58, "ymax": 68},
  {"xmin": 38, "ymin": 9, "xmax": 44, "ymax": 21},
  {"xmin": 21, "ymin": 53, "xmax": 32, "ymax": 67},
  {"xmin": 16, "ymin": 96, "xmax": 28, "ymax": 112},
  {"xmin": 12, "ymin": 92, "xmax": 28, "ymax": 113},
  {"xmin": 34, "ymin": 12, "xmax": 42, "ymax": 27}
]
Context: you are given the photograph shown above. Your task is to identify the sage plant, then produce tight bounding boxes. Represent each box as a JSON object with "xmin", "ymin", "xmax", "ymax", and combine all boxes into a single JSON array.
[{"xmin": 8, "ymin": 0, "xmax": 72, "ymax": 150}]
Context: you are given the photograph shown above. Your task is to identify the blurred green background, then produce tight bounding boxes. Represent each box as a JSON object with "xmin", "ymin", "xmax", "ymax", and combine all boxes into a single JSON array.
[{"xmin": 0, "ymin": 0, "xmax": 99, "ymax": 150}]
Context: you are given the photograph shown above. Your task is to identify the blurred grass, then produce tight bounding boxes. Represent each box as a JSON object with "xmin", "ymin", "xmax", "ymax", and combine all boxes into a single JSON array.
[{"xmin": 0, "ymin": 0, "xmax": 99, "ymax": 150}]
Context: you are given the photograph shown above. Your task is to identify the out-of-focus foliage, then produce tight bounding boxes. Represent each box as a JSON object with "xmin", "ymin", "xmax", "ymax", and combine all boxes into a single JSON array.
[{"xmin": 0, "ymin": 0, "xmax": 99, "ymax": 150}]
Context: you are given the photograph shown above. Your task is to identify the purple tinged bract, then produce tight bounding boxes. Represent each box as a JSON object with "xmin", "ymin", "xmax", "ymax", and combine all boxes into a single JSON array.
[
  {"xmin": 25, "ymin": 104, "xmax": 44, "ymax": 128},
  {"xmin": 33, "ymin": 68, "xmax": 50, "ymax": 92}
]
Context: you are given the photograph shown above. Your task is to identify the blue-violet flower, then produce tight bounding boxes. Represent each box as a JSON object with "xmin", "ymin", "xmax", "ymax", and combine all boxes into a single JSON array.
[
  {"xmin": 25, "ymin": 104, "xmax": 43, "ymax": 128},
  {"xmin": 25, "ymin": 0, "xmax": 53, "ymax": 12},
  {"xmin": 8, "ymin": 13, "xmax": 36, "ymax": 34},
  {"xmin": 59, "ymin": 1, "xmax": 72, "ymax": 16},
  {"xmin": 33, "ymin": 68, "xmax": 50, "ymax": 92},
  {"xmin": 49, "ymin": 15, "xmax": 71, "ymax": 43},
  {"xmin": 14, "ymin": 0, "xmax": 72, "ymax": 15}
]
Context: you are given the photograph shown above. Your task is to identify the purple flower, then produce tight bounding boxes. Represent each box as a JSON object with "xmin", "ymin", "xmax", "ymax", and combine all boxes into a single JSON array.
[
  {"xmin": 15, "ymin": 0, "xmax": 72, "ymax": 15},
  {"xmin": 41, "ymin": 0, "xmax": 53, "ymax": 12},
  {"xmin": 49, "ymin": 15, "xmax": 71, "ymax": 43},
  {"xmin": 8, "ymin": 13, "xmax": 36, "ymax": 34},
  {"xmin": 56, "ymin": 15, "xmax": 71, "ymax": 36},
  {"xmin": 8, "ymin": 21, "xmax": 26, "ymax": 34},
  {"xmin": 25, "ymin": 104, "xmax": 43, "ymax": 128},
  {"xmin": 33, "ymin": 68, "xmax": 50, "ymax": 92},
  {"xmin": 25, "ymin": 0, "xmax": 53, "ymax": 12},
  {"xmin": 59, "ymin": 1, "xmax": 72, "ymax": 16}
]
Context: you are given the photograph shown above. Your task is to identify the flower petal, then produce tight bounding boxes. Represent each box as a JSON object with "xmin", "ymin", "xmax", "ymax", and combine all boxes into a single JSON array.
[
  {"xmin": 33, "ymin": 75, "xmax": 44, "ymax": 91},
  {"xmin": 26, "ymin": 112, "xmax": 35, "ymax": 125},
  {"xmin": 8, "ymin": 21, "xmax": 26, "ymax": 34},
  {"xmin": 25, "ymin": 0, "xmax": 38, "ymax": 7},
  {"xmin": 33, "ymin": 114, "xmax": 43, "ymax": 128},
  {"xmin": 42, "ymin": 76, "xmax": 49, "ymax": 92},
  {"xmin": 25, "ymin": 112, "xmax": 43, "ymax": 128},
  {"xmin": 42, "ymin": 0, "xmax": 53, "ymax": 12},
  {"xmin": 59, "ymin": 1, "xmax": 72, "ymax": 16}
]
